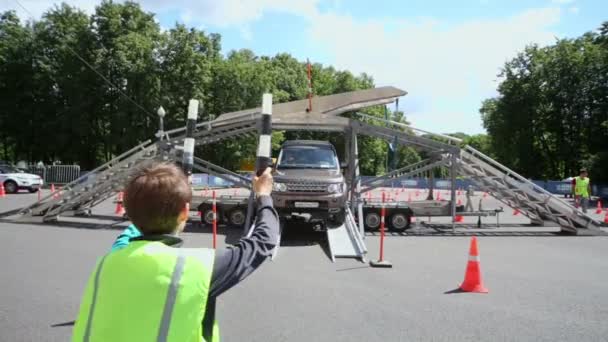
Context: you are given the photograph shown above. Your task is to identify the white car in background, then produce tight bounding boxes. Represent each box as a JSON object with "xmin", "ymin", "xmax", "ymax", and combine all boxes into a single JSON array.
[{"xmin": 0, "ymin": 165, "xmax": 44, "ymax": 193}]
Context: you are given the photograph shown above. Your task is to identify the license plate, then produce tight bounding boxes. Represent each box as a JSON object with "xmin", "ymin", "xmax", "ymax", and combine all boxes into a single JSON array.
[{"xmin": 294, "ymin": 202, "xmax": 319, "ymax": 208}]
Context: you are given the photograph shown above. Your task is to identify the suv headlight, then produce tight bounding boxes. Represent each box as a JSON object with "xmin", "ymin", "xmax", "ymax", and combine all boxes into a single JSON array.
[
  {"xmin": 273, "ymin": 182, "xmax": 287, "ymax": 192},
  {"xmin": 327, "ymin": 183, "xmax": 343, "ymax": 193}
]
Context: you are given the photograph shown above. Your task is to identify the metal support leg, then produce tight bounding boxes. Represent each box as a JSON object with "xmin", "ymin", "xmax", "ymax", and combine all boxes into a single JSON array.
[
  {"xmin": 351, "ymin": 130, "xmax": 365, "ymax": 237},
  {"xmin": 348, "ymin": 129, "xmax": 357, "ymax": 214},
  {"xmin": 450, "ymin": 154, "xmax": 457, "ymax": 232},
  {"xmin": 344, "ymin": 128, "xmax": 352, "ymax": 203},
  {"xmin": 427, "ymin": 170, "xmax": 434, "ymax": 200}
]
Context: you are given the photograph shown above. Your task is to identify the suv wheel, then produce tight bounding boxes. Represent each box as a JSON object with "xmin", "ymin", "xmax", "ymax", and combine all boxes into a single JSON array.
[
  {"xmin": 330, "ymin": 210, "xmax": 346, "ymax": 225},
  {"xmin": 4, "ymin": 180, "xmax": 18, "ymax": 194}
]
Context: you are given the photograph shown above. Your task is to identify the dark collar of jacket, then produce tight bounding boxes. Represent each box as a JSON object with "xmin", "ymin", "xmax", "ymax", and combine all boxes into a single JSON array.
[{"xmin": 130, "ymin": 234, "xmax": 183, "ymax": 248}]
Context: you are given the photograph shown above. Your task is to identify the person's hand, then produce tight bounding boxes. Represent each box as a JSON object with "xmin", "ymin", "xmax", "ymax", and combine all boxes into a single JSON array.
[{"xmin": 253, "ymin": 167, "xmax": 273, "ymax": 196}]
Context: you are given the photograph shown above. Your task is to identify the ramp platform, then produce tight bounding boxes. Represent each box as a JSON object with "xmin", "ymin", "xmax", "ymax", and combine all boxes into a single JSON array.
[{"xmin": 326, "ymin": 208, "xmax": 367, "ymax": 262}]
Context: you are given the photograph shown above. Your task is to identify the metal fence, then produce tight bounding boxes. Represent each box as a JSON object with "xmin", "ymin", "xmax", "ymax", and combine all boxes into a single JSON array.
[{"xmin": 26, "ymin": 165, "xmax": 81, "ymax": 185}]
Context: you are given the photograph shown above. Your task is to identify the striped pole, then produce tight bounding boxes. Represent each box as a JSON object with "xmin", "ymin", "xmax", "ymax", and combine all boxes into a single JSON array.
[
  {"xmin": 256, "ymin": 93, "xmax": 273, "ymax": 176},
  {"xmin": 370, "ymin": 191, "xmax": 392, "ymax": 267},
  {"xmin": 306, "ymin": 59, "xmax": 312, "ymax": 112},
  {"xmin": 212, "ymin": 190, "xmax": 217, "ymax": 249},
  {"xmin": 245, "ymin": 93, "xmax": 274, "ymax": 238},
  {"xmin": 182, "ymin": 99, "xmax": 199, "ymax": 181}
]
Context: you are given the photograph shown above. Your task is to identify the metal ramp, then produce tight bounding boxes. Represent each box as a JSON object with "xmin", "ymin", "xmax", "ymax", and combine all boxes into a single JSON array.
[
  {"xmin": 456, "ymin": 146, "xmax": 604, "ymax": 234},
  {"xmin": 326, "ymin": 208, "xmax": 367, "ymax": 262},
  {"xmin": 19, "ymin": 118, "xmax": 260, "ymax": 222},
  {"xmin": 20, "ymin": 140, "xmax": 160, "ymax": 220}
]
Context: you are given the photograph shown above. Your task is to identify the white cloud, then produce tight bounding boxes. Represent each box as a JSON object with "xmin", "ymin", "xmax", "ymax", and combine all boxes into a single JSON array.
[
  {"xmin": 3, "ymin": 0, "xmax": 320, "ymax": 41},
  {"xmin": 568, "ymin": 6, "xmax": 579, "ymax": 14},
  {"xmin": 4, "ymin": 0, "xmax": 319, "ymax": 26},
  {"xmin": 2, "ymin": 0, "xmax": 97, "ymax": 20},
  {"xmin": 305, "ymin": 8, "xmax": 562, "ymax": 133}
]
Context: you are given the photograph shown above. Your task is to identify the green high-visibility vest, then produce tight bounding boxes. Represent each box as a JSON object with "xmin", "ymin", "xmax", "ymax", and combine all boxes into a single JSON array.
[
  {"xmin": 575, "ymin": 176, "xmax": 590, "ymax": 197},
  {"xmin": 72, "ymin": 241, "xmax": 220, "ymax": 342}
]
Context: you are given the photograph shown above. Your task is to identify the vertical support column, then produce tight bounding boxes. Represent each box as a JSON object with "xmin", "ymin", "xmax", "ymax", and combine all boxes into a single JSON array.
[
  {"xmin": 450, "ymin": 154, "xmax": 457, "ymax": 232},
  {"xmin": 348, "ymin": 128, "xmax": 356, "ymax": 213},
  {"xmin": 351, "ymin": 129, "xmax": 365, "ymax": 238},
  {"xmin": 344, "ymin": 127, "xmax": 352, "ymax": 202},
  {"xmin": 427, "ymin": 169, "xmax": 435, "ymax": 200}
]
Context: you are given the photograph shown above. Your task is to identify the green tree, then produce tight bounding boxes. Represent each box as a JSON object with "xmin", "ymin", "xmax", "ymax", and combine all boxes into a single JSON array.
[{"xmin": 481, "ymin": 25, "xmax": 608, "ymax": 182}]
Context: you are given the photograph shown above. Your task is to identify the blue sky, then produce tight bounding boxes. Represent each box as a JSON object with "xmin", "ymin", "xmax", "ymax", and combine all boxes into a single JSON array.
[{"xmin": 5, "ymin": 0, "xmax": 607, "ymax": 134}]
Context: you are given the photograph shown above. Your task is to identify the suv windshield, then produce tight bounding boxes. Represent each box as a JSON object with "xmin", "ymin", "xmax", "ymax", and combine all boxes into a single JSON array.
[{"xmin": 278, "ymin": 146, "xmax": 338, "ymax": 169}]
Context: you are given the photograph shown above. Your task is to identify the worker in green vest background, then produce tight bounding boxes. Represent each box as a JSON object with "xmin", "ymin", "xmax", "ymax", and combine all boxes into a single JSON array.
[
  {"xmin": 572, "ymin": 168, "xmax": 592, "ymax": 213},
  {"xmin": 72, "ymin": 161, "xmax": 278, "ymax": 342}
]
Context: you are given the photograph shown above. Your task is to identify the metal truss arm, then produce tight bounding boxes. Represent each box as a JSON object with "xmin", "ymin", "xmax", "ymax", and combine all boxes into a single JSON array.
[{"xmin": 192, "ymin": 157, "xmax": 252, "ymax": 189}]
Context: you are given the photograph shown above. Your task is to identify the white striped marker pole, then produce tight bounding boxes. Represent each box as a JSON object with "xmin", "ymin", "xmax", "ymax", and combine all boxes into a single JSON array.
[
  {"xmin": 245, "ymin": 93, "xmax": 274, "ymax": 239},
  {"xmin": 212, "ymin": 190, "xmax": 217, "ymax": 249},
  {"xmin": 182, "ymin": 99, "xmax": 199, "ymax": 181},
  {"xmin": 256, "ymin": 93, "xmax": 273, "ymax": 176},
  {"xmin": 306, "ymin": 59, "xmax": 312, "ymax": 112}
]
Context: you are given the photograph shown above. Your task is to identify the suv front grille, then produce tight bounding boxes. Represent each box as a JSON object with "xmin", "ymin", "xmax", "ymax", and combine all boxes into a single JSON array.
[{"xmin": 286, "ymin": 182, "xmax": 327, "ymax": 193}]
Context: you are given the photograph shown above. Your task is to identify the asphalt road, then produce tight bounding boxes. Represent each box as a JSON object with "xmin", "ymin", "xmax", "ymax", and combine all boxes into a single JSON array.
[{"xmin": 1, "ymin": 190, "xmax": 608, "ymax": 341}]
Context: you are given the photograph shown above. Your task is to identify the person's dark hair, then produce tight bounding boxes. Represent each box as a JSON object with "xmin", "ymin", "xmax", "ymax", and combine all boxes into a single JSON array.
[{"xmin": 124, "ymin": 161, "xmax": 192, "ymax": 235}]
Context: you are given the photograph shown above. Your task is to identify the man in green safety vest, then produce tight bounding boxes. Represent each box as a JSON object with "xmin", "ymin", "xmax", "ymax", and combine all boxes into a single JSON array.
[
  {"xmin": 572, "ymin": 168, "xmax": 592, "ymax": 213},
  {"xmin": 72, "ymin": 161, "xmax": 279, "ymax": 342}
]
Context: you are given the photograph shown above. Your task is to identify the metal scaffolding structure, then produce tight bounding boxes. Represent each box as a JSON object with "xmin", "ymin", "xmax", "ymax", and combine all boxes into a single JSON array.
[{"xmin": 19, "ymin": 86, "xmax": 604, "ymax": 248}]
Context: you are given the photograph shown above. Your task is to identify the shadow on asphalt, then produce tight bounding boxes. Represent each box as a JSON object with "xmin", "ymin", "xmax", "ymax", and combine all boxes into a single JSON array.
[
  {"xmin": 51, "ymin": 321, "xmax": 75, "ymax": 328},
  {"xmin": 3, "ymin": 214, "xmax": 603, "ymax": 241},
  {"xmin": 335, "ymin": 265, "xmax": 370, "ymax": 272},
  {"xmin": 0, "ymin": 217, "xmax": 127, "ymax": 230},
  {"xmin": 444, "ymin": 288, "xmax": 467, "ymax": 295}
]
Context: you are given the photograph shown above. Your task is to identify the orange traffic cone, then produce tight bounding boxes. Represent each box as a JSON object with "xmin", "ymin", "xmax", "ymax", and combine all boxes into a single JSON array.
[
  {"xmin": 51, "ymin": 184, "xmax": 60, "ymax": 199},
  {"xmin": 460, "ymin": 236, "xmax": 488, "ymax": 293},
  {"xmin": 596, "ymin": 201, "xmax": 603, "ymax": 214},
  {"xmin": 115, "ymin": 192, "xmax": 125, "ymax": 215},
  {"xmin": 513, "ymin": 207, "xmax": 520, "ymax": 216},
  {"xmin": 483, "ymin": 192, "xmax": 488, "ymax": 198},
  {"xmin": 0, "ymin": 183, "xmax": 5, "ymax": 197},
  {"xmin": 455, "ymin": 200, "xmax": 464, "ymax": 222},
  {"xmin": 407, "ymin": 193, "xmax": 412, "ymax": 202}
]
